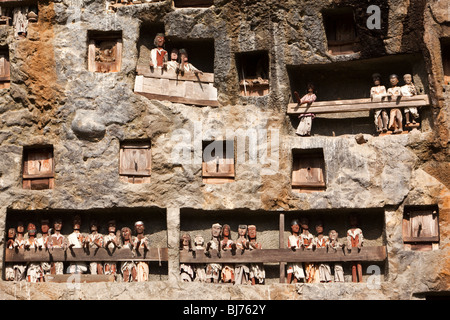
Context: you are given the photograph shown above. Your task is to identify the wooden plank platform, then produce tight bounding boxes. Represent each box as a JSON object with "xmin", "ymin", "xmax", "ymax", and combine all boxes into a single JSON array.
[
  {"xmin": 4, "ymin": 248, "xmax": 168, "ymax": 263},
  {"xmin": 45, "ymin": 274, "xmax": 115, "ymax": 283},
  {"xmin": 179, "ymin": 246, "xmax": 386, "ymax": 264},
  {"xmin": 134, "ymin": 66, "xmax": 218, "ymax": 107},
  {"xmin": 287, "ymin": 95, "xmax": 430, "ymax": 115}
]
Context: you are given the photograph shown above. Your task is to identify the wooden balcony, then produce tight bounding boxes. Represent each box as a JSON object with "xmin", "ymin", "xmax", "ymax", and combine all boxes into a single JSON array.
[
  {"xmin": 134, "ymin": 66, "xmax": 218, "ymax": 107},
  {"xmin": 179, "ymin": 246, "xmax": 386, "ymax": 264},
  {"xmin": 287, "ymin": 94, "xmax": 431, "ymax": 115}
]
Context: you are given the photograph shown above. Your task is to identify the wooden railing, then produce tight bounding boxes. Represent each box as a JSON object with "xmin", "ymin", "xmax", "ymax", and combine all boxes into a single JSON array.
[
  {"xmin": 134, "ymin": 66, "xmax": 218, "ymax": 107},
  {"xmin": 287, "ymin": 94, "xmax": 430, "ymax": 115},
  {"xmin": 4, "ymin": 247, "xmax": 169, "ymax": 263}
]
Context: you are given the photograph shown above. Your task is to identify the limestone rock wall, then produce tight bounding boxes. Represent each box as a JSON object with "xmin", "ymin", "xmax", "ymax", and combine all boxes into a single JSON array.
[{"xmin": 0, "ymin": 0, "xmax": 448, "ymax": 299}]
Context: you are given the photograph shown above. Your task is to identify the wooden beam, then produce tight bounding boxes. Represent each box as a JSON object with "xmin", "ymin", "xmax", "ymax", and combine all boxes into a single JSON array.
[
  {"xmin": 136, "ymin": 65, "xmax": 215, "ymax": 83},
  {"xmin": 135, "ymin": 92, "xmax": 219, "ymax": 107},
  {"xmin": 4, "ymin": 248, "xmax": 169, "ymax": 263},
  {"xmin": 287, "ymin": 95, "xmax": 430, "ymax": 115},
  {"xmin": 279, "ymin": 213, "xmax": 285, "ymax": 284},
  {"xmin": 179, "ymin": 246, "xmax": 387, "ymax": 264}
]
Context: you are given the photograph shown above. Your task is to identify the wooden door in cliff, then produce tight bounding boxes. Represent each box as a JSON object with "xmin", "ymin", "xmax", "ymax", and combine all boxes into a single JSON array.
[
  {"xmin": 88, "ymin": 31, "xmax": 122, "ymax": 73},
  {"xmin": 292, "ymin": 151, "xmax": 326, "ymax": 193},
  {"xmin": 403, "ymin": 208, "xmax": 439, "ymax": 251},
  {"xmin": 119, "ymin": 141, "xmax": 151, "ymax": 184},
  {"xmin": 0, "ymin": 50, "xmax": 10, "ymax": 89},
  {"xmin": 23, "ymin": 147, "xmax": 54, "ymax": 190},
  {"xmin": 202, "ymin": 140, "xmax": 235, "ymax": 184}
]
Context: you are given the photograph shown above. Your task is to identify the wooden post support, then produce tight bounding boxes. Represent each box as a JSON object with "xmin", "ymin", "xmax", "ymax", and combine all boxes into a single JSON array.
[{"xmin": 279, "ymin": 213, "xmax": 285, "ymax": 283}]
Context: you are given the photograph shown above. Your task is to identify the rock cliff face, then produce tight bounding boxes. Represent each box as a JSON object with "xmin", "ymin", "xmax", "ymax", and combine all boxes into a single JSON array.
[{"xmin": 0, "ymin": 0, "xmax": 448, "ymax": 300}]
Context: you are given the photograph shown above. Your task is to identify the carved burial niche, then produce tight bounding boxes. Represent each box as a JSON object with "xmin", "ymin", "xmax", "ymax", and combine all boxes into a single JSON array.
[
  {"xmin": 0, "ymin": 47, "xmax": 10, "ymax": 89},
  {"xmin": 22, "ymin": 146, "xmax": 54, "ymax": 190},
  {"xmin": 119, "ymin": 140, "xmax": 151, "ymax": 184},
  {"xmin": 441, "ymin": 38, "xmax": 450, "ymax": 85},
  {"xmin": 174, "ymin": 0, "xmax": 214, "ymax": 8},
  {"xmin": 236, "ymin": 50, "xmax": 270, "ymax": 97},
  {"xmin": 403, "ymin": 205, "xmax": 439, "ymax": 251},
  {"xmin": 202, "ymin": 140, "xmax": 235, "ymax": 184},
  {"xmin": 88, "ymin": 30, "xmax": 122, "ymax": 73},
  {"xmin": 322, "ymin": 7, "xmax": 358, "ymax": 56},
  {"xmin": 291, "ymin": 149, "xmax": 326, "ymax": 193}
]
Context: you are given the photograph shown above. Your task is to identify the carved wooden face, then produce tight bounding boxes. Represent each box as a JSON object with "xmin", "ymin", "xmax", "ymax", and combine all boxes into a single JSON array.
[
  {"xmin": 17, "ymin": 223, "xmax": 24, "ymax": 234},
  {"xmin": 135, "ymin": 223, "xmax": 144, "ymax": 234},
  {"xmin": 41, "ymin": 221, "xmax": 50, "ymax": 233},
  {"xmin": 212, "ymin": 224, "xmax": 221, "ymax": 238},
  {"xmin": 73, "ymin": 217, "xmax": 81, "ymax": 230},
  {"xmin": 27, "ymin": 223, "xmax": 37, "ymax": 236},
  {"xmin": 403, "ymin": 74, "xmax": 412, "ymax": 84},
  {"xmin": 8, "ymin": 228, "xmax": 16, "ymax": 239},
  {"xmin": 390, "ymin": 76, "xmax": 399, "ymax": 86},
  {"xmin": 291, "ymin": 222, "xmax": 300, "ymax": 234},
  {"xmin": 90, "ymin": 221, "xmax": 98, "ymax": 232},
  {"xmin": 155, "ymin": 36, "xmax": 165, "ymax": 47},
  {"xmin": 300, "ymin": 218, "xmax": 309, "ymax": 230},
  {"xmin": 222, "ymin": 225, "xmax": 230, "ymax": 237},
  {"xmin": 108, "ymin": 221, "xmax": 116, "ymax": 233},
  {"xmin": 248, "ymin": 226, "xmax": 256, "ymax": 239},
  {"xmin": 54, "ymin": 220, "xmax": 62, "ymax": 231},
  {"xmin": 182, "ymin": 234, "xmax": 191, "ymax": 247},
  {"xmin": 373, "ymin": 77, "xmax": 381, "ymax": 86},
  {"xmin": 171, "ymin": 51, "xmax": 178, "ymax": 61},
  {"xmin": 329, "ymin": 230, "xmax": 338, "ymax": 240},
  {"xmin": 238, "ymin": 226, "xmax": 247, "ymax": 237},
  {"xmin": 194, "ymin": 235, "xmax": 204, "ymax": 247},
  {"xmin": 95, "ymin": 41, "xmax": 117, "ymax": 63},
  {"xmin": 122, "ymin": 228, "xmax": 131, "ymax": 240},
  {"xmin": 315, "ymin": 223, "xmax": 323, "ymax": 234}
]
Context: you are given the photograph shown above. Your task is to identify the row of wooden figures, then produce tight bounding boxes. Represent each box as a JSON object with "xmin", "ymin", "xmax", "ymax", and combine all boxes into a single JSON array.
[
  {"xmin": 286, "ymin": 216, "xmax": 363, "ymax": 284},
  {"xmin": 148, "ymin": 33, "xmax": 203, "ymax": 75},
  {"xmin": 179, "ymin": 224, "xmax": 266, "ymax": 285},
  {"xmin": 295, "ymin": 73, "xmax": 421, "ymax": 136},
  {"xmin": 5, "ymin": 217, "xmax": 153, "ymax": 283}
]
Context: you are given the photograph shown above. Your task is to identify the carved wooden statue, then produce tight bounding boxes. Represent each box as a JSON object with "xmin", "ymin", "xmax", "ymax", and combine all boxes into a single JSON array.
[
  {"xmin": 133, "ymin": 221, "xmax": 150, "ymax": 282},
  {"xmin": 149, "ymin": 33, "xmax": 168, "ymax": 70},
  {"xmin": 37, "ymin": 219, "xmax": 52, "ymax": 277},
  {"xmin": 193, "ymin": 234, "xmax": 207, "ymax": 282},
  {"xmin": 387, "ymin": 74, "xmax": 403, "ymax": 134},
  {"xmin": 401, "ymin": 74, "xmax": 420, "ymax": 127},
  {"xmin": 328, "ymin": 229, "xmax": 344, "ymax": 282},
  {"xmin": 179, "ymin": 233, "xmax": 195, "ymax": 282},
  {"xmin": 295, "ymin": 84, "xmax": 317, "ymax": 136},
  {"xmin": 67, "ymin": 215, "xmax": 88, "ymax": 274},
  {"xmin": 220, "ymin": 224, "xmax": 236, "ymax": 283},
  {"xmin": 13, "ymin": 222, "xmax": 27, "ymax": 281},
  {"xmin": 12, "ymin": 7, "xmax": 28, "ymax": 38},
  {"xmin": 347, "ymin": 214, "xmax": 364, "ymax": 282},
  {"xmin": 286, "ymin": 219, "xmax": 305, "ymax": 283},
  {"xmin": 234, "ymin": 225, "xmax": 250, "ymax": 285},
  {"xmin": 300, "ymin": 217, "xmax": 316, "ymax": 283},
  {"xmin": 313, "ymin": 221, "xmax": 332, "ymax": 283},
  {"xmin": 103, "ymin": 220, "xmax": 119, "ymax": 276},
  {"xmin": 205, "ymin": 223, "xmax": 222, "ymax": 283},
  {"xmin": 119, "ymin": 226, "xmax": 137, "ymax": 282},
  {"xmin": 48, "ymin": 218, "xmax": 66, "ymax": 275},
  {"xmin": 248, "ymin": 225, "xmax": 265, "ymax": 285},
  {"xmin": 167, "ymin": 48, "xmax": 179, "ymax": 72},
  {"xmin": 370, "ymin": 73, "xmax": 389, "ymax": 133},
  {"xmin": 177, "ymin": 48, "xmax": 203, "ymax": 75},
  {"xmin": 5, "ymin": 228, "xmax": 16, "ymax": 281},
  {"xmin": 25, "ymin": 223, "xmax": 45, "ymax": 282},
  {"xmin": 85, "ymin": 220, "xmax": 104, "ymax": 275}
]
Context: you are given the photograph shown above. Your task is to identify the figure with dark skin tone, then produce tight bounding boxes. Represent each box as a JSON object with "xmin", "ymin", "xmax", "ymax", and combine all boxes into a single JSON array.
[
  {"xmin": 248, "ymin": 225, "xmax": 265, "ymax": 285},
  {"xmin": 286, "ymin": 219, "xmax": 305, "ymax": 283},
  {"xmin": 103, "ymin": 220, "xmax": 119, "ymax": 275},
  {"xmin": 120, "ymin": 227, "xmax": 137, "ymax": 282}
]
